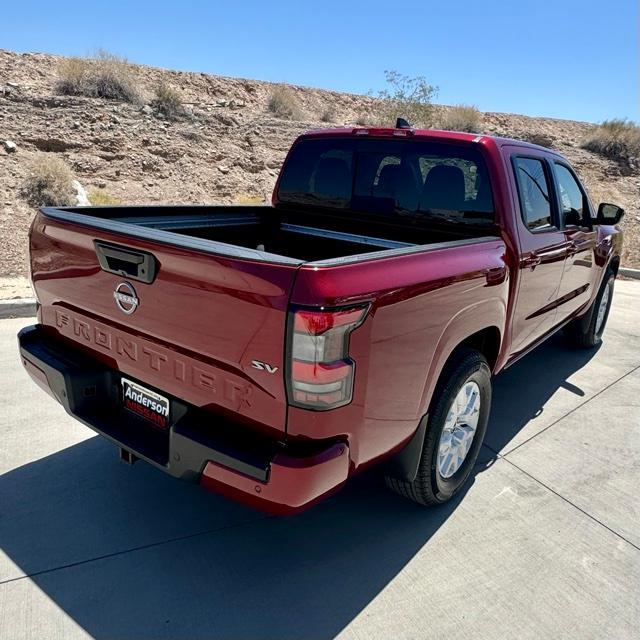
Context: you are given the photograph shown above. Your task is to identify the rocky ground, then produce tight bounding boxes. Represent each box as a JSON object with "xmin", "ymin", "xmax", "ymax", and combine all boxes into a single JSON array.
[{"xmin": 1, "ymin": 49, "xmax": 638, "ymax": 297}]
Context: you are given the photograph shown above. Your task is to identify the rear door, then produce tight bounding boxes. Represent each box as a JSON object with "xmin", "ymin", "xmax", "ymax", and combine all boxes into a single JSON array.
[
  {"xmin": 30, "ymin": 212, "xmax": 299, "ymax": 438},
  {"xmin": 551, "ymin": 161, "xmax": 598, "ymax": 321},
  {"xmin": 507, "ymin": 151, "xmax": 568, "ymax": 354}
]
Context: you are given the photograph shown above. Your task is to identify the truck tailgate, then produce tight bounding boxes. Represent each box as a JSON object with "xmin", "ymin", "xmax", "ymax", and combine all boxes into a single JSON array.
[{"xmin": 30, "ymin": 212, "xmax": 300, "ymax": 437}]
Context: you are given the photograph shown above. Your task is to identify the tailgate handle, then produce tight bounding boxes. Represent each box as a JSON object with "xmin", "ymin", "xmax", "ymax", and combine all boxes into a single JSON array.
[{"xmin": 94, "ymin": 241, "xmax": 158, "ymax": 284}]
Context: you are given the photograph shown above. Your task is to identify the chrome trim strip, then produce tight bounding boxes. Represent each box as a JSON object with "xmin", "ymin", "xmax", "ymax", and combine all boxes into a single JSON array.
[
  {"xmin": 280, "ymin": 223, "xmax": 413, "ymax": 250},
  {"xmin": 114, "ymin": 213, "xmax": 260, "ymax": 230},
  {"xmin": 306, "ymin": 236, "xmax": 499, "ymax": 267}
]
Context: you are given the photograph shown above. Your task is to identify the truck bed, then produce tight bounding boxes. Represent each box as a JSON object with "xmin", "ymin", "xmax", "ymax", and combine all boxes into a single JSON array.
[
  {"xmin": 29, "ymin": 202, "xmax": 503, "ymax": 452},
  {"xmin": 42, "ymin": 204, "xmax": 498, "ymax": 265}
]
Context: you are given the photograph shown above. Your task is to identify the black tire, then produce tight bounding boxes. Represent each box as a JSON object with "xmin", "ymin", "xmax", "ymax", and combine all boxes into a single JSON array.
[
  {"xmin": 385, "ymin": 347, "xmax": 492, "ymax": 506},
  {"xmin": 564, "ymin": 269, "xmax": 615, "ymax": 348}
]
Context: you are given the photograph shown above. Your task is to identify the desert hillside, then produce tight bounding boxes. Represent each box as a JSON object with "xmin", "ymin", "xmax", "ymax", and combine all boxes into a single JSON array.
[{"xmin": 1, "ymin": 49, "xmax": 638, "ymax": 297}]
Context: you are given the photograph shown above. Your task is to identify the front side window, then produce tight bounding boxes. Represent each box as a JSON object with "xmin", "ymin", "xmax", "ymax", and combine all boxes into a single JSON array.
[
  {"xmin": 277, "ymin": 138, "xmax": 494, "ymax": 224},
  {"xmin": 513, "ymin": 157, "xmax": 553, "ymax": 231},
  {"xmin": 554, "ymin": 163, "xmax": 587, "ymax": 226}
]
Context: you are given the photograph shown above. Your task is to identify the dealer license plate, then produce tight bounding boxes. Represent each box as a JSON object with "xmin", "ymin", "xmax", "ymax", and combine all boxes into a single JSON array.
[{"xmin": 121, "ymin": 377, "xmax": 170, "ymax": 428}]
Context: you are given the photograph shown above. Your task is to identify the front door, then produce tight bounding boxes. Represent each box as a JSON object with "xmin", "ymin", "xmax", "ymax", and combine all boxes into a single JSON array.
[
  {"xmin": 551, "ymin": 161, "xmax": 598, "ymax": 321},
  {"xmin": 508, "ymin": 153, "xmax": 568, "ymax": 355}
]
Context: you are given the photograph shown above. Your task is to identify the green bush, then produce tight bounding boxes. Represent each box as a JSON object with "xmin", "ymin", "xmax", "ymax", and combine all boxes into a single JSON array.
[
  {"xmin": 373, "ymin": 70, "xmax": 438, "ymax": 128},
  {"xmin": 56, "ymin": 50, "xmax": 140, "ymax": 103},
  {"xmin": 22, "ymin": 154, "xmax": 75, "ymax": 206}
]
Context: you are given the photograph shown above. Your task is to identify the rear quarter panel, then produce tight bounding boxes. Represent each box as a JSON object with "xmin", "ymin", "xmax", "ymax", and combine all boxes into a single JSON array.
[{"xmin": 288, "ymin": 238, "xmax": 509, "ymax": 469}]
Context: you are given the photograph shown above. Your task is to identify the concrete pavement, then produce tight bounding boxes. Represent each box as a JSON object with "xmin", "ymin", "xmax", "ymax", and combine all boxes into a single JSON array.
[{"xmin": 1, "ymin": 280, "xmax": 639, "ymax": 639}]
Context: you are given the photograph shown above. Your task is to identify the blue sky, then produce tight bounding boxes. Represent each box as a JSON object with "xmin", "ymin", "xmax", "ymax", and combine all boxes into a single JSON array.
[{"xmin": 3, "ymin": 0, "xmax": 637, "ymax": 123}]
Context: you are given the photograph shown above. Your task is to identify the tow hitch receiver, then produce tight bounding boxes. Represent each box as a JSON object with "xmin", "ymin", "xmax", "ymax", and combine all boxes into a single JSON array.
[{"xmin": 119, "ymin": 448, "xmax": 139, "ymax": 465}]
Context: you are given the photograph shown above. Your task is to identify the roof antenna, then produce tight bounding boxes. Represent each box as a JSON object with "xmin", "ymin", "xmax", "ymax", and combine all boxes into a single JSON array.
[{"xmin": 396, "ymin": 117, "xmax": 412, "ymax": 129}]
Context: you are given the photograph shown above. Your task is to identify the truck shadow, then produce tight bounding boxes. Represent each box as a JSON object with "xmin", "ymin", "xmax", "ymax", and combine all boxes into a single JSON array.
[
  {"xmin": 0, "ymin": 440, "xmax": 460, "ymax": 639},
  {"xmin": 0, "ymin": 334, "xmax": 599, "ymax": 640},
  {"xmin": 485, "ymin": 332, "xmax": 600, "ymax": 456}
]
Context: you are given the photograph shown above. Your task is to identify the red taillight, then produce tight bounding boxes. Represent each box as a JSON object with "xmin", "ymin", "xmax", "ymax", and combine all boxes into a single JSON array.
[{"xmin": 288, "ymin": 305, "xmax": 368, "ymax": 410}]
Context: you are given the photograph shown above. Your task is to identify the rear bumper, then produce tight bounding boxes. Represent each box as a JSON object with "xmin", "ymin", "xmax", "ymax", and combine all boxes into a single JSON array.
[{"xmin": 18, "ymin": 325, "xmax": 349, "ymax": 515}]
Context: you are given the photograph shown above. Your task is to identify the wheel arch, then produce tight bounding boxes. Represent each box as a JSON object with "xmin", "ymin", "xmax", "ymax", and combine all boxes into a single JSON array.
[
  {"xmin": 385, "ymin": 323, "xmax": 499, "ymax": 485},
  {"xmin": 418, "ymin": 298, "xmax": 505, "ymax": 419},
  {"xmin": 385, "ymin": 301, "xmax": 504, "ymax": 484},
  {"xmin": 458, "ymin": 326, "xmax": 501, "ymax": 371}
]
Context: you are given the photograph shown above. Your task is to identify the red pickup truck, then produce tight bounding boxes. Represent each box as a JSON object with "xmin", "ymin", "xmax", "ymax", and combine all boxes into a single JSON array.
[{"xmin": 19, "ymin": 126, "xmax": 624, "ymax": 514}]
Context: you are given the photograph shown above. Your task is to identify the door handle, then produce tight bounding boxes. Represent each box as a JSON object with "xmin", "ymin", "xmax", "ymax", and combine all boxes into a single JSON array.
[
  {"xmin": 521, "ymin": 253, "xmax": 541, "ymax": 269},
  {"xmin": 94, "ymin": 241, "xmax": 158, "ymax": 283},
  {"xmin": 566, "ymin": 241, "xmax": 578, "ymax": 256}
]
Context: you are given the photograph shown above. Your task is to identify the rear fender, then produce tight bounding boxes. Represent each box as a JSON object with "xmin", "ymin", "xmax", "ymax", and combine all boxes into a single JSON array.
[
  {"xmin": 385, "ymin": 298, "xmax": 504, "ymax": 482},
  {"xmin": 419, "ymin": 297, "xmax": 505, "ymax": 417}
]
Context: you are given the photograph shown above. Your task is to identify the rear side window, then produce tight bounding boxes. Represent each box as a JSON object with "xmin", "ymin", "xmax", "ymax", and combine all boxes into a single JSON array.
[
  {"xmin": 513, "ymin": 157, "xmax": 553, "ymax": 231},
  {"xmin": 277, "ymin": 138, "xmax": 494, "ymax": 224},
  {"xmin": 277, "ymin": 139, "xmax": 354, "ymax": 209}
]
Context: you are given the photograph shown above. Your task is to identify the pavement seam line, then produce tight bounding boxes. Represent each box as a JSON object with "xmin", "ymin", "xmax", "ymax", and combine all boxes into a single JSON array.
[
  {"xmin": 0, "ymin": 514, "xmax": 274, "ymax": 587},
  {"xmin": 483, "ymin": 443, "xmax": 640, "ymax": 552},
  {"xmin": 501, "ymin": 363, "xmax": 640, "ymax": 457}
]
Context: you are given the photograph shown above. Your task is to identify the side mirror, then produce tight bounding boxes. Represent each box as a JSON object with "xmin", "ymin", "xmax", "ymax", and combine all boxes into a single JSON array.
[{"xmin": 596, "ymin": 202, "xmax": 625, "ymax": 225}]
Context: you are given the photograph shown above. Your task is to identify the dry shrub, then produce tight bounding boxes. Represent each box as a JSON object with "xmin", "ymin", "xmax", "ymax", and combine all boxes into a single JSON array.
[
  {"xmin": 582, "ymin": 183, "xmax": 627, "ymax": 215},
  {"xmin": 22, "ymin": 154, "xmax": 75, "ymax": 207},
  {"xmin": 56, "ymin": 50, "xmax": 140, "ymax": 103},
  {"xmin": 56, "ymin": 57, "xmax": 89, "ymax": 96},
  {"xmin": 91, "ymin": 50, "xmax": 140, "ymax": 102},
  {"xmin": 355, "ymin": 113, "xmax": 370, "ymax": 126},
  {"xmin": 355, "ymin": 112, "xmax": 385, "ymax": 127},
  {"xmin": 523, "ymin": 132, "xmax": 554, "ymax": 148},
  {"xmin": 583, "ymin": 119, "xmax": 640, "ymax": 171},
  {"xmin": 89, "ymin": 189, "xmax": 121, "ymax": 205},
  {"xmin": 440, "ymin": 104, "xmax": 482, "ymax": 133},
  {"xmin": 152, "ymin": 82, "xmax": 185, "ymax": 120},
  {"xmin": 320, "ymin": 106, "xmax": 337, "ymax": 123},
  {"xmin": 268, "ymin": 86, "xmax": 302, "ymax": 120},
  {"xmin": 234, "ymin": 193, "xmax": 266, "ymax": 205},
  {"xmin": 373, "ymin": 70, "xmax": 438, "ymax": 128}
]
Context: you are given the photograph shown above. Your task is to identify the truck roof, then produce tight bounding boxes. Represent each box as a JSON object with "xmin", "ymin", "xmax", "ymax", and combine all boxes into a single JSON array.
[{"xmin": 300, "ymin": 126, "xmax": 560, "ymax": 155}]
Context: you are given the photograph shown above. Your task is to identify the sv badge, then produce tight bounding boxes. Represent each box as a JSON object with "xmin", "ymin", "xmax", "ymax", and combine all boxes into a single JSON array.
[{"xmin": 251, "ymin": 360, "xmax": 279, "ymax": 374}]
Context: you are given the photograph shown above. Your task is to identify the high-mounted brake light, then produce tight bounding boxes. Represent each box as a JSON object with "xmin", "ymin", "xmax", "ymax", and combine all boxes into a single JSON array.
[
  {"xmin": 288, "ymin": 305, "xmax": 369, "ymax": 410},
  {"xmin": 353, "ymin": 128, "xmax": 413, "ymax": 137}
]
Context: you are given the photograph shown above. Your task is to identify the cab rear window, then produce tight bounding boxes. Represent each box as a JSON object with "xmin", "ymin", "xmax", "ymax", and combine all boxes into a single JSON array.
[{"xmin": 277, "ymin": 138, "xmax": 494, "ymax": 224}]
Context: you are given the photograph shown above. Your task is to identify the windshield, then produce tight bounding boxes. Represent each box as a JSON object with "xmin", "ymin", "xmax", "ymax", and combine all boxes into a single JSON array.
[{"xmin": 277, "ymin": 137, "xmax": 495, "ymax": 224}]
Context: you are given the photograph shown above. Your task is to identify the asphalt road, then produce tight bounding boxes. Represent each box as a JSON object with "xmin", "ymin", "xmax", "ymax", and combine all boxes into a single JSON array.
[{"xmin": 1, "ymin": 280, "xmax": 639, "ymax": 639}]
